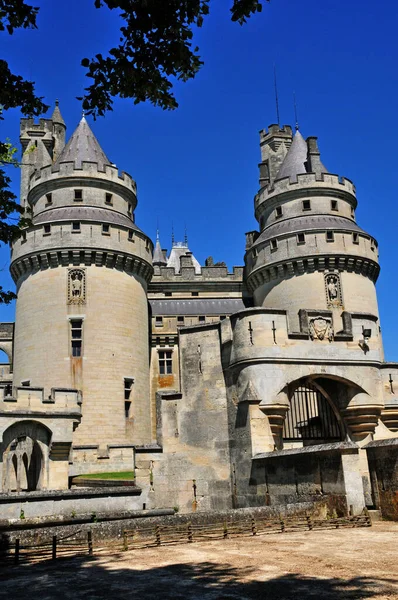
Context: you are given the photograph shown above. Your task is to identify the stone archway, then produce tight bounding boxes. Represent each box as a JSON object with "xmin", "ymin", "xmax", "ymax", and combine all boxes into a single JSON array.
[{"xmin": 1, "ymin": 421, "xmax": 52, "ymax": 492}]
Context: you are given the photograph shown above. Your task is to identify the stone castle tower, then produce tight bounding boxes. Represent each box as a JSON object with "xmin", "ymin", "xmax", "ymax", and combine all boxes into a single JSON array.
[{"xmin": 6, "ymin": 106, "xmax": 153, "ymax": 488}]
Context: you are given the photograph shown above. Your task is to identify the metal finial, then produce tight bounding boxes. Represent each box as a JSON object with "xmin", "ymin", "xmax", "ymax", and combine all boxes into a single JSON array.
[
  {"xmin": 274, "ymin": 64, "xmax": 280, "ymax": 127},
  {"xmin": 171, "ymin": 223, "xmax": 175, "ymax": 246},
  {"xmin": 294, "ymin": 91, "xmax": 299, "ymax": 131},
  {"xmin": 156, "ymin": 229, "xmax": 160, "ymax": 242},
  {"xmin": 55, "ymin": 99, "xmax": 59, "ymax": 107},
  {"xmin": 184, "ymin": 224, "xmax": 188, "ymax": 246}
]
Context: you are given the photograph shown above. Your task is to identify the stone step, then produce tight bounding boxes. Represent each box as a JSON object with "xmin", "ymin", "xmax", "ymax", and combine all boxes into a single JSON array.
[{"xmin": 367, "ymin": 509, "xmax": 382, "ymax": 522}]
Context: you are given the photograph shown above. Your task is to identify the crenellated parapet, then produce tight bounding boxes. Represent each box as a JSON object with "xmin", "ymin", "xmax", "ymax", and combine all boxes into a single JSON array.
[{"xmin": 1, "ymin": 385, "xmax": 81, "ymax": 416}]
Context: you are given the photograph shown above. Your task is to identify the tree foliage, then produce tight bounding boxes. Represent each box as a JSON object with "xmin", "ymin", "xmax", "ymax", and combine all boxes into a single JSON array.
[{"xmin": 0, "ymin": 0, "xmax": 266, "ymax": 302}]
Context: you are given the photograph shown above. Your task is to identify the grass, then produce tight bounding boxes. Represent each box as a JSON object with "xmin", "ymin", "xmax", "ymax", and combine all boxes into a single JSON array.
[{"xmin": 75, "ymin": 471, "xmax": 135, "ymax": 480}]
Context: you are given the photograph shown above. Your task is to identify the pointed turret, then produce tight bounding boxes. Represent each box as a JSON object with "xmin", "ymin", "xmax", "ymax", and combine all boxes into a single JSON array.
[
  {"xmin": 54, "ymin": 116, "xmax": 110, "ymax": 169},
  {"xmin": 153, "ymin": 231, "xmax": 167, "ymax": 266},
  {"xmin": 51, "ymin": 100, "xmax": 66, "ymax": 162},
  {"xmin": 276, "ymin": 129, "xmax": 308, "ymax": 181}
]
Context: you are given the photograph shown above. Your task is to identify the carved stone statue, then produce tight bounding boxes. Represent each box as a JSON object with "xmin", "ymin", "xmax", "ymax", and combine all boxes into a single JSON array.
[
  {"xmin": 324, "ymin": 272, "xmax": 342, "ymax": 307},
  {"xmin": 68, "ymin": 269, "xmax": 86, "ymax": 305}
]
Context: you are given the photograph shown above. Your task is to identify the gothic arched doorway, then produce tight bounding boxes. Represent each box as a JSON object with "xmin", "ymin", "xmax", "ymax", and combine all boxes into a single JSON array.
[
  {"xmin": 1, "ymin": 421, "xmax": 51, "ymax": 492},
  {"xmin": 283, "ymin": 381, "xmax": 343, "ymax": 444}
]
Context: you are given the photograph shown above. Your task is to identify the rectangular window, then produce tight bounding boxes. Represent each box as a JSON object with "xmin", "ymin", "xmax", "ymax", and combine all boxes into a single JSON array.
[
  {"xmin": 192, "ymin": 291, "xmax": 199, "ymax": 297},
  {"xmin": 165, "ymin": 292, "xmax": 172, "ymax": 297},
  {"xmin": 270, "ymin": 239, "xmax": 278, "ymax": 251},
  {"xmin": 252, "ymin": 248, "xmax": 258, "ymax": 259},
  {"xmin": 43, "ymin": 224, "xmax": 51, "ymax": 236},
  {"xmin": 326, "ymin": 231, "xmax": 335, "ymax": 242},
  {"xmin": 124, "ymin": 401, "xmax": 131, "ymax": 418},
  {"xmin": 74, "ymin": 189, "xmax": 83, "ymax": 201},
  {"xmin": 155, "ymin": 316, "xmax": 163, "ymax": 327},
  {"xmin": 331, "ymin": 200, "xmax": 338, "ymax": 211},
  {"xmin": 70, "ymin": 319, "xmax": 83, "ymax": 357},
  {"xmin": 177, "ymin": 316, "xmax": 184, "ymax": 324},
  {"xmin": 275, "ymin": 206, "xmax": 283, "ymax": 218},
  {"xmin": 102, "ymin": 224, "xmax": 110, "ymax": 235},
  {"xmin": 72, "ymin": 221, "xmax": 81, "ymax": 232},
  {"xmin": 45, "ymin": 193, "xmax": 52, "ymax": 204},
  {"xmin": 127, "ymin": 204, "xmax": 132, "ymax": 216},
  {"xmin": 128, "ymin": 230, "xmax": 134, "ymax": 241},
  {"xmin": 297, "ymin": 233, "xmax": 305, "ymax": 244},
  {"xmin": 302, "ymin": 199, "xmax": 311, "ymax": 211},
  {"xmin": 105, "ymin": 193, "xmax": 113, "ymax": 205},
  {"xmin": 352, "ymin": 233, "xmax": 359, "ymax": 244},
  {"xmin": 198, "ymin": 316, "xmax": 206, "ymax": 323},
  {"xmin": 159, "ymin": 350, "xmax": 172, "ymax": 375},
  {"xmin": 220, "ymin": 315, "xmax": 226, "ymax": 321},
  {"xmin": 351, "ymin": 207, "xmax": 355, "ymax": 219}
]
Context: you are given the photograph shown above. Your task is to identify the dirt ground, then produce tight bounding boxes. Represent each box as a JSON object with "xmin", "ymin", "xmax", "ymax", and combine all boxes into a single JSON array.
[{"xmin": 1, "ymin": 522, "xmax": 397, "ymax": 599}]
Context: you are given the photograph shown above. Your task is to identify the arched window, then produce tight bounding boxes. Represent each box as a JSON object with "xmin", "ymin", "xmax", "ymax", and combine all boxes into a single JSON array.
[{"xmin": 283, "ymin": 383, "xmax": 342, "ymax": 441}]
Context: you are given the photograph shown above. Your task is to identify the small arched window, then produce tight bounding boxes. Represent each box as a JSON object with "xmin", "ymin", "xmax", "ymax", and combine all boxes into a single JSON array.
[{"xmin": 283, "ymin": 383, "xmax": 342, "ymax": 441}]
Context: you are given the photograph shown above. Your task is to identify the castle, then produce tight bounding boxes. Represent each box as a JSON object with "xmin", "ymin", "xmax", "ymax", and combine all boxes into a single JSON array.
[{"xmin": 0, "ymin": 103, "xmax": 397, "ymax": 516}]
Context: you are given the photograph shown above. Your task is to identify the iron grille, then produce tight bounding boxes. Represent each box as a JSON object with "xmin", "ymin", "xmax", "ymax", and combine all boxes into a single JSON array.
[{"xmin": 283, "ymin": 384, "xmax": 341, "ymax": 441}]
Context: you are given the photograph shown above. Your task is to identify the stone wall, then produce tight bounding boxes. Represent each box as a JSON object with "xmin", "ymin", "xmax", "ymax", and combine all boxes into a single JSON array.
[{"xmin": 366, "ymin": 439, "xmax": 398, "ymax": 520}]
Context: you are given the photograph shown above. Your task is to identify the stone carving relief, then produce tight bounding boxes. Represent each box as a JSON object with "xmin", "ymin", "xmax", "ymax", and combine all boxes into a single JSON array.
[
  {"xmin": 325, "ymin": 272, "xmax": 343, "ymax": 307},
  {"xmin": 67, "ymin": 269, "xmax": 86, "ymax": 305},
  {"xmin": 309, "ymin": 316, "xmax": 334, "ymax": 342}
]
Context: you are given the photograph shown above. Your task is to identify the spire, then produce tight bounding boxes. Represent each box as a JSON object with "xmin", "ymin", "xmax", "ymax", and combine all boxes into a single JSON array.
[
  {"xmin": 276, "ymin": 130, "xmax": 308, "ymax": 181},
  {"xmin": 54, "ymin": 116, "xmax": 111, "ymax": 170},
  {"xmin": 153, "ymin": 231, "xmax": 167, "ymax": 266},
  {"xmin": 51, "ymin": 99, "xmax": 65, "ymax": 127}
]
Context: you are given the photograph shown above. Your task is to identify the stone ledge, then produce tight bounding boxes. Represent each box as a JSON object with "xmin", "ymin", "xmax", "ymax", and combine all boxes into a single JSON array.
[
  {"xmin": 253, "ymin": 441, "xmax": 358, "ymax": 460},
  {"xmin": 363, "ymin": 438, "xmax": 398, "ymax": 449},
  {"xmin": 0, "ymin": 486, "xmax": 142, "ymax": 503}
]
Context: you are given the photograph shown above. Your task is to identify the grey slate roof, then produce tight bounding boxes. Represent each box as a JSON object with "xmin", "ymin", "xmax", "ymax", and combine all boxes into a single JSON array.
[
  {"xmin": 153, "ymin": 234, "xmax": 167, "ymax": 265},
  {"xmin": 54, "ymin": 116, "xmax": 111, "ymax": 170},
  {"xmin": 33, "ymin": 206, "xmax": 142, "ymax": 232},
  {"xmin": 150, "ymin": 298, "xmax": 245, "ymax": 316},
  {"xmin": 51, "ymin": 100, "xmax": 65, "ymax": 126},
  {"xmin": 276, "ymin": 130, "xmax": 308, "ymax": 181},
  {"xmin": 254, "ymin": 215, "xmax": 369, "ymax": 246}
]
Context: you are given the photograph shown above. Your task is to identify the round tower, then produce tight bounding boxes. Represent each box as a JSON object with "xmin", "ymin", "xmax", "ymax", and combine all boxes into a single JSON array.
[
  {"xmin": 11, "ymin": 113, "xmax": 154, "ymax": 450},
  {"xmin": 245, "ymin": 126, "xmax": 380, "ymax": 338}
]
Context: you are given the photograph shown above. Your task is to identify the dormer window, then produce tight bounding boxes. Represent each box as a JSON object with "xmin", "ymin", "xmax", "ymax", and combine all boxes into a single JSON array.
[
  {"xmin": 74, "ymin": 189, "xmax": 83, "ymax": 201},
  {"xmin": 326, "ymin": 231, "xmax": 334, "ymax": 242},
  {"xmin": 275, "ymin": 206, "xmax": 283, "ymax": 218},
  {"xmin": 302, "ymin": 200, "xmax": 311, "ymax": 211}
]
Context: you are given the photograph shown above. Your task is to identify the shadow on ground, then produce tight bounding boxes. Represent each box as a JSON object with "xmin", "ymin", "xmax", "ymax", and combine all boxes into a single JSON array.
[{"xmin": 0, "ymin": 553, "xmax": 397, "ymax": 600}]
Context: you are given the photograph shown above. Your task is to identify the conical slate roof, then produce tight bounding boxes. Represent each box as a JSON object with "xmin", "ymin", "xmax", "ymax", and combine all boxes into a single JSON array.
[
  {"xmin": 276, "ymin": 130, "xmax": 308, "ymax": 181},
  {"xmin": 153, "ymin": 232, "xmax": 167, "ymax": 265},
  {"xmin": 54, "ymin": 116, "xmax": 111, "ymax": 169},
  {"xmin": 51, "ymin": 100, "xmax": 65, "ymax": 126}
]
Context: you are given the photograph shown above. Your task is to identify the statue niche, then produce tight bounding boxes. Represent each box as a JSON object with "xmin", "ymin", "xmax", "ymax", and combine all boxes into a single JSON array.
[
  {"xmin": 324, "ymin": 272, "xmax": 343, "ymax": 308},
  {"xmin": 67, "ymin": 269, "xmax": 86, "ymax": 305}
]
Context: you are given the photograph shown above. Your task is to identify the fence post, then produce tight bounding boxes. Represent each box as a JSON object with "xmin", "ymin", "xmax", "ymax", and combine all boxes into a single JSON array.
[
  {"xmin": 251, "ymin": 518, "xmax": 257, "ymax": 536},
  {"xmin": 280, "ymin": 516, "xmax": 285, "ymax": 533},
  {"xmin": 187, "ymin": 523, "xmax": 193, "ymax": 543},
  {"xmin": 223, "ymin": 521, "xmax": 228, "ymax": 539},
  {"xmin": 88, "ymin": 530, "xmax": 93, "ymax": 556},
  {"xmin": 14, "ymin": 539, "xmax": 20, "ymax": 565},
  {"xmin": 123, "ymin": 531, "xmax": 128, "ymax": 551},
  {"xmin": 51, "ymin": 536, "xmax": 57, "ymax": 561},
  {"xmin": 306, "ymin": 515, "xmax": 313, "ymax": 531},
  {"xmin": 155, "ymin": 525, "xmax": 161, "ymax": 546}
]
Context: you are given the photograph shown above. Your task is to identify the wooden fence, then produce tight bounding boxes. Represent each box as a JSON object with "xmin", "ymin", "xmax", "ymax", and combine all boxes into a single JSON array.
[{"xmin": 0, "ymin": 512, "xmax": 372, "ymax": 567}]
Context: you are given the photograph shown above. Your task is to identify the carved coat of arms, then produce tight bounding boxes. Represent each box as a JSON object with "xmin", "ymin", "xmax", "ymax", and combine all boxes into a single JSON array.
[{"xmin": 309, "ymin": 317, "xmax": 334, "ymax": 342}]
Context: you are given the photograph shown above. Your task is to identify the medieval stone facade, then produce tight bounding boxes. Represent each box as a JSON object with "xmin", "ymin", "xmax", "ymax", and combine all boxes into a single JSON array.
[{"xmin": 0, "ymin": 107, "xmax": 397, "ymax": 516}]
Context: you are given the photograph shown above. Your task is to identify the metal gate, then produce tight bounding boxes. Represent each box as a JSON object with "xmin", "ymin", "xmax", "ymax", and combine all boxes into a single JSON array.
[{"xmin": 283, "ymin": 383, "xmax": 341, "ymax": 441}]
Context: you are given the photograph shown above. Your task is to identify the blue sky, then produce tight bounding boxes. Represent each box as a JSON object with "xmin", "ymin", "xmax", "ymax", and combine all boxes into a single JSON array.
[{"xmin": 1, "ymin": 0, "xmax": 398, "ymax": 359}]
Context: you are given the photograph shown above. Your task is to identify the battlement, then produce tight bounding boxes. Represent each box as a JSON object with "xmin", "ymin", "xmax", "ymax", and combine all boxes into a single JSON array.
[
  {"xmin": 1, "ymin": 386, "xmax": 82, "ymax": 414},
  {"xmin": 152, "ymin": 265, "xmax": 244, "ymax": 282},
  {"xmin": 29, "ymin": 160, "xmax": 137, "ymax": 194},
  {"xmin": 260, "ymin": 124, "xmax": 293, "ymax": 141},
  {"xmin": 257, "ymin": 172, "xmax": 356, "ymax": 205},
  {"xmin": 20, "ymin": 117, "xmax": 54, "ymax": 136}
]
